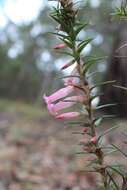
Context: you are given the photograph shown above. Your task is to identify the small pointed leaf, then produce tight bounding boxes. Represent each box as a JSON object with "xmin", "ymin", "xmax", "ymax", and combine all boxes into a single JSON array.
[
  {"xmin": 59, "ymin": 37, "xmax": 73, "ymax": 49},
  {"xmin": 111, "ymin": 144, "xmax": 127, "ymax": 157},
  {"xmin": 113, "ymin": 85, "xmax": 127, "ymax": 91},
  {"xmin": 96, "ymin": 103, "xmax": 117, "ymax": 110},
  {"xmin": 83, "ymin": 56, "xmax": 106, "ymax": 73},
  {"xmin": 75, "ymin": 22, "xmax": 89, "ymax": 36},
  {"xmin": 77, "ymin": 38, "xmax": 93, "ymax": 53},
  {"xmin": 90, "ymin": 80, "xmax": 116, "ymax": 90},
  {"xmin": 94, "ymin": 117, "xmax": 103, "ymax": 127},
  {"xmin": 49, "ymin": 32, "xmax": 69, "ymax": 39},
  {"xmin": 107, "ymin": 170, "xmax": 119, "ymax": 190},
  {"xmin": 55, "ymin": 50, "xmax": 74, "ymax": 57},
  {"xmin": 98, "ymin": 126, "xmax": 119, "ymax": 142}
]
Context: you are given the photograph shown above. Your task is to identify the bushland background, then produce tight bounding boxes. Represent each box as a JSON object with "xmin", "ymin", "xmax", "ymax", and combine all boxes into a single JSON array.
[{"xmin": 0, "ymin": 0, "xmax": 127, "ymax": 189}]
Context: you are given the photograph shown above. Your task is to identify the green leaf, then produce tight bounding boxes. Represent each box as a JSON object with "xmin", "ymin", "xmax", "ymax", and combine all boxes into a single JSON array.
[
  {"xmin": 86, "ymin": 71, "xmax": 102, "ymax": 79},
  {"xmin": 106, "ymin": 170, "xmax": 119, "ymax": 190},
  {"xmin": 64, "ymin": 121, "xmax": 84, "ymax": 125},
  {"xmin": 90, "ymin": 80, "xmax": 116, "ymax": 90},
  {"xmin": 111, "ymin": 144, "xmax": 127, "ymax": 157},
  {"xmin": 104, "ymin": 149, "xmax": 117, "ymax": 156},
  {"xmin": 96, "ymin": 103, "xmax": 117, "ymax": 110},
  {"xmin": 59, "ymin": 37, "xmax": 73, "ymax": 49},
  {"xmin": 94, "ymin": 117, "xmax": 103, "ymax": 127},
  {"xmin": 107, "ymin": 165, "xmax": 125, "ymax": 178},
  {"xmin": 50, "ymin": 14, "xmax": 61, "ymax": 24},
  {"xmin": 55, "ymin": 50, "xmax": 74, "ymax": 57},
  {"xmin": 90, "ymin": 93, "xmax": 104, "ymax": 102},
  {"xmin": 94, "ymin": 115, "xmax": 116, "ymax": 125},
  {"xmin": 83, "ymin": 56, "xmax": 106, "ymax": 73},
  {"xmin": 98, "ymin": 126, "xmax": 119, "ymax": 142},
  {"xmin": 77, "ymin": 38, "xmax": 93, "ymax": 53},
  {"xmin": 83, "ymin": 60, "xmax": 96, "ymax": 74},
  {"xmin": 113, "ymin": 85, "xmax": 127, "ymax": 91},
  {"xmin": 74, "ymin": 22, "xmax": 89, "ymax": 36},
  {"xmin": 49, "ymin": 32, "xmax": 69, "ymax": 39}
]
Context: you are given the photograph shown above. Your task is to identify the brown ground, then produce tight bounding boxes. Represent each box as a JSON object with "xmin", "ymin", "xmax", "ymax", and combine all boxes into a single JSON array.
[{"xmin": 0, "ymin": 100, "xmax": 126, "ymax": 190}]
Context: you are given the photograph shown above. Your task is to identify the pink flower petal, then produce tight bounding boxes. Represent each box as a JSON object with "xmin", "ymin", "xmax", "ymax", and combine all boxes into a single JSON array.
[
  {"xmin": 56, "ymin": 112, "xmax": 80, "ymax": 120},
  {"xmin": 53, "ymin": 101, "xmax": 75, "ymax": 111},
  {"xmin": 90, "ymin": 136, "xmax": 97, "ymax": 144},
  {"xmin": 64, "ymin": 95, "xmax": 86, "ymax": 103},
  {"xmin": 53, "ymin": 44, "xmax": 65, "ymax": 49},
  {"xmin": 47, "ymin": 103, "xmax": 58, "ymax": 115},
  {"xmin": 83, "ymin": 128, "xmax": 88, "ymax": 133},
  {"xmin": 43, "ymin": 94, "xmax": 50, "ymax": 104},
  {"xmin": 43, "ymin": 86, "xmax": 74, "ymax": 104}
]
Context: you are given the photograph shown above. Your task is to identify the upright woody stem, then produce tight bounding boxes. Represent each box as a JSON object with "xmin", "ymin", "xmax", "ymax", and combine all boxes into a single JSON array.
[
  {"xmin": 48, "ymin": 0, "xmax": 115, "ymax": 189},
  {"xmin": 87, "ymin": 90, "xmax": 108, "ymax": 189},
  {"xmin": 75, "ymin": 49, "xmax": 109, "ymax": 190}
]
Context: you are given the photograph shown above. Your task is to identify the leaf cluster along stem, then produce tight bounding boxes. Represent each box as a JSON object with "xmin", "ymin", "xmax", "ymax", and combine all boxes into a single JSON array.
[
  {"xmin": 49, "ymin": 1, "xmax": 127, "ymax": 189},
  {"xmin": 79, "ymin": 63, "xmax": 109, "ymax": 189},
  {"xmin": 67, "ymin": 26, "xmax": 109, "ymax": 189}
]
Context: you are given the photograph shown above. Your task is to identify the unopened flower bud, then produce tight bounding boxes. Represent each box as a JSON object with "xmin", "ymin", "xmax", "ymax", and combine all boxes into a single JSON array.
[
  {"xmin": 91, "ymin": 136, "xmax": 97, "ymax": 144},
  {"xmin": 53, "ymin": 44, "xmax": 66, "ymax": 49},
  {"xmin": 83, "ymin": 128, "xmax": 88, "ymax": 133}
]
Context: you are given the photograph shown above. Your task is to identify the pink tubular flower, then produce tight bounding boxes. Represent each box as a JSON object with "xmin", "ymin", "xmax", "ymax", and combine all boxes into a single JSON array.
[
  {"xmin": 47, "ymin": 101, "xmax": 75, "ymax": 115},
  {"xmin": 90, "ymin": 136, "xmax": 97, "ymax": 144},
  {"xmin": 47, "ymin": 103, "xmax": 56, "ymax": 115},
  {"xmin": 53, "ymin": 44, "xmax": 65, "ymax": 49},
  {"xmin": 56, "ymin": 112, "xmax": 80, "ymax": 120},
  {"xmin": 64, "ymin": 95, "xmax": 86, "ymax": 103},
  {"xmin": 43, "ymin": 86, "xmax": 74, "ymax": 104},
  {"xmin": 54, "ymin": 101, "xmax": 75, "ymax": 111}
]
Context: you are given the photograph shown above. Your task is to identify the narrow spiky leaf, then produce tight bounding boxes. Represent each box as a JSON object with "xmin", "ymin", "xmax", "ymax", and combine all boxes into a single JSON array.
[
  {"xmin": 83, "ymin": 56, "xmax": 106, "ymax": 73},
  {"xmin": 59, "ymin": 37, "xmax": 73, "ymax": 49},
  {"xmin": 98, "ymin": 126, "xmax": 119, "ymax": 142},
  {"xmin": 96, "ymin": 103, "xmax": 117, "ymax": 110},
  {"xmin": 77, "ymin": 38, "xmax": 93, "ymax": 53},
  {"xmin": 111, "ymin": 144, "xmax": 127, "ymax": 157},
  {"xmin": 94, "ymin": 117, "xmax": 103, "ymax": 127},
  {"xmin": 113, "ymin": 85, "xmax": 127, "ymax": 91},
  {"xmin": 90, "ymin": 80, "xmax": 116, "ymax": 90},
  {"xmin": 49, "ymin": 32, "xmax": 70, "ymax": 39},
  {"xmin": 75, "ymin": 22, "xmax": 88, "ymax": 36},
  {"xmin": 107, "ymin": 170, "xmax": 119, "ymax": 190}
]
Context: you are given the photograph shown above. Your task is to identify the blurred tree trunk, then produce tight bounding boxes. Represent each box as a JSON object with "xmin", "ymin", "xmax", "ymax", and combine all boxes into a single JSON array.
[{"xmin": 100, "ymin": 22, "xmax": 127, "ymax": 117}]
